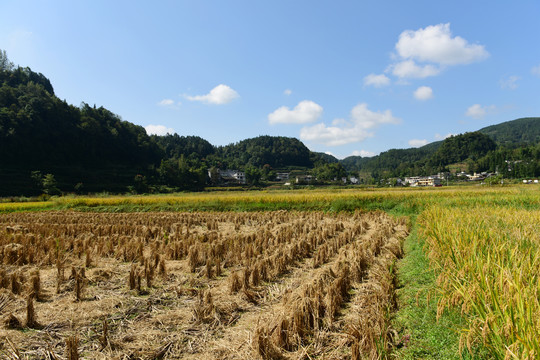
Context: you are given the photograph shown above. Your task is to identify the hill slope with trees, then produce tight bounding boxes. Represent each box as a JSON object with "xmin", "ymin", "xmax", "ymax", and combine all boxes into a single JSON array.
[
  {"xmin": 342, "ymin": 118, "xmax": 540, "ymax": 181},
  {"xmin": 0, "ymin": 52, "xmax": 339, "ymax": 195},
  {"xmin": 0, "ymin": 51, "xmax": 163, "ymax": 195},
  {"xmin": 479, "ymin": 117, "xmax": 540, "ymax": 145},
  {"xmin": 0, "ymin": 50, "xmax": 538, "ymax": 195}
]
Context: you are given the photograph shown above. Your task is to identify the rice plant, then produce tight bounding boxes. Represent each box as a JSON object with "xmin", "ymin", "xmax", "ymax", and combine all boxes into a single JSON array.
[{"xmin": 420, "ymin": 205, "xmax": 540, "ymax": 359}]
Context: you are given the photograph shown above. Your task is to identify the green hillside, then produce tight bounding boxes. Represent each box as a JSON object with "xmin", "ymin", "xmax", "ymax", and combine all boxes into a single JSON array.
[
  {"xmin": 216, "ymin": 136, "xmax": 314, "ymax": 169},
  {"xmin": 479, "ymin": 117, "xmax": 540, "ymax": 145},
  {"xmin": 1, "ymin": 50, "xmax": 539, "ymax": 196},
  {"xmin": 0, "ymin": 59, "xmax": 163, "ymax": 195},
  {"xmin": 341, "ymin": 122, "xmax": 540, "ymax": 181}
]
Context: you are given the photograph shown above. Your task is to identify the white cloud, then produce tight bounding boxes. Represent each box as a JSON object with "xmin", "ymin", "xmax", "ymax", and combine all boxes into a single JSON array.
[
  {"xmin": 389, "ymin": 60, "xmax": 440, "ymax": 79},
  {"xmin": 158, "ymin": 99, "xmax": 175, "ymax": 106},
  {"xmin": 363, "ymin": 73, "xmax": 391, "ymax": 87},
  {"xmin": 268, "ymin": 100, "xmax": 323, "ymax": 125},
  {"xmin": 300, "ymin": 103, "xmax": 401, "ymax": 146},
  {"xmin": 532, "ymin": 64, "xmax": 540, "ymax": 77},
  {"xmin": 414, "ymin": 86, "xmax": 434, "ymax": 100},
  {"xmin": 284, "ymin": 89, "xmax": 292, "ymax": 96},
  {"xmin": 465, "ymin": 104, "xmax": 486, "ymax": 119},
  {"xmin": 301, "ymin": 123, "xmax": 373, "ymax": 146},
  {"xmin": 408, "ymin": 139, "xmax": 429, "ymax": 147},
  {"xmin": 465, "ymin": 104, "xmax": 496, "ymax": 119},
  {"xmin": 351, "ymin": 150, "xmax": 376, "ymax": 157},
  {"xmin": 435, "ymin": 133, "xmax": 454, "ymax": 140},
  {"xmin": 145, "ymin": 124, "xmax": 175, "ymax": 136},
  {"xmin": 500, "ymin": 75, "xmax": 520, "ymax": 90},
  {"xmin": 350, "ymin": 103, "xmax": 401, "ymax": 128},
  {"xmin": 387, "ymin": 23, "xmax": 488, "ymax": 80},
  {"xmin": 325, "ymin": 151, "xmax": 336, "ymax": 157},
  {"xmin": 186, "ymin": 84, "xmax": 239, "ymax": 104},
  {"xmin": 396, "ymin": 23, "xmax": 489, "ymax": 66}
]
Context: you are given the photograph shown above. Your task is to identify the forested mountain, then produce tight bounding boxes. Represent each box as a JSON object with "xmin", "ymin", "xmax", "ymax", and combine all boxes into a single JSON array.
[
  {"xmin": 0, "ymin": 52, "xmax": 163, "ymax": 195},
  {"xmin": 151, "ymin": 134, "xmax": 215, "ymax": 161},
  {"xmin": 479, "ymin": 117, "xmax": 540, "ymax": 145},
  {"xmin": 1, "ymin": 52, "xmax": 338, "ymax": 195},
  {"xmin": 342, "ymin": 121, "xmax": 539, "ymax": 181},
  {"xmin": 0, "ymin": 50, "xmax": 538, "ymax": 196},
  {"xmin": 215, "ymin": 136, "xmax": 314, "ymax": 169},
  {"xmin": 427, "ymin": 132, "xmax": 497, "ymax": 166},
  {"xmin": 342, "ymin": 145, "xmax": 436, "ymax": 174},
  {"xmin": 311, "ymin": 152, "xmax": 339, "ymax": 166}
]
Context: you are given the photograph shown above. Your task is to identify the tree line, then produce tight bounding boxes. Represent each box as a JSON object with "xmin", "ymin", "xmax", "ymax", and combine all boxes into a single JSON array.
[
  {"xmin": 1, "ymin": 51, "xmax": 347, "ymax": 195},
  {"xmin": 1, "ymin": 50, "xmax": 539, "ymax": 196},
  {"xmin": 344, "ymin": 132, "xmax": 539, "ymax": 182}
]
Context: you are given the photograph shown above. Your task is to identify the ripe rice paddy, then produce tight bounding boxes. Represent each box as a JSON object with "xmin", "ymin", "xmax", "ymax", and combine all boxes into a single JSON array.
[{"xmin": 0, "ymin": 185, "xmax": 539, "ymax": 359}]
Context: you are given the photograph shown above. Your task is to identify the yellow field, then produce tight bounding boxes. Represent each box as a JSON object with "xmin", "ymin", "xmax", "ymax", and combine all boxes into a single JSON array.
[
  {"xmin": 0, "ymin": 185, "xmax": 539, "ymax": 359},
  {"xmin": 0, "ymin": 185, "xmax": 535, "ymax": 213},
  {"xmin": 0, "ymin": 201, "xmax": 54, "ymax": 212},
  {"xmin": 51, "ymin": 185, "xmax": 534, "ymax": 207},
  {"xmin": 421, "ymin": 205, "xmax": 540, "ymax": 359}
]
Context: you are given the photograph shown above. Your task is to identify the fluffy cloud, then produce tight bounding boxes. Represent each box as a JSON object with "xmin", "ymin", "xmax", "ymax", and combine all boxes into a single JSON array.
[
  {"xmin": 351, "ymin": 150, "xmax": 377, "ymax": 157},
  {"xmin": 396, "ymin": 23, "xmax": 489, "ymax": 66},
  {"xmin": 158, "ymin": 99, "xmax": 175, "ymax": 106},
  {"xmin": 268, "ymin": 100, "xmax": 323, "ymax": 125},
  {"xmin": 300, "ymin": 103, "xmax": 401, "ymax": 146},
  {"xmin": 532, "ymin": 64, "xmax": 540, "ymax": 77},
  {"xmin": 284, "ymin": 89, "xmax": 292, "ymax": 96},
  {"xmin": 186, "ymin": 84, "xmax": 239, "ymax": 105},
  {"xmin": 145, "ymin": 124, "xmax": 175, "ymax": 136},
  {"xmin": 465, "ymin": 104, "xmax": 486, "ymax": 119},
  {"xmin": 500, "ymin": 75, "xmax": 520, "ymax": 90},
  {"xmin": 389, "ymin": 23, "xmax": 488, "ymax": 79},
  {"xmin": 465, "ymin": 104, "xmax": 496, "ymax": 119},
  {"xmin": 363, "ymin": 73, "xmax": 391, "ymax": 87},
  {"xmin": 389, "ymin": 60, "xmax": 440, "ymax": 79},
  {"xmin": 408, "ymin": 139, "xmax": 429, "ymax": 147},
  {"xmin": 435, "ymin": 133, "xmax": 455, "ymax": 140},
  {"xmin": 413, "ymin": 86, "xmax": 434, "ymax": 100}
]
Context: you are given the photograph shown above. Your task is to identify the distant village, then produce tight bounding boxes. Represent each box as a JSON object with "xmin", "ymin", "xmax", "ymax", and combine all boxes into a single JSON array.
[{"xmin": 208, "ymin": 168, "xmax": 539, "ymax": 187}]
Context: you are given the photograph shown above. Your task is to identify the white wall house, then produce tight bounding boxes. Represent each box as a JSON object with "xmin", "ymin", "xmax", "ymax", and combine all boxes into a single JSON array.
[{"xmin": 209, "ymin": 169, "xmax": 246, "ymax": 184}]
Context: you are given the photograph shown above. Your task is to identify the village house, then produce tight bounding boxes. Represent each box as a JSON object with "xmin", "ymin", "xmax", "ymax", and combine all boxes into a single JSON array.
[
  {"xmin": 208, "ymin": 169, "xmax": 246, "ymax": 185},
  {"xmin": 296, "ymin": 175, "xmax": 314, "ymax": 184},
  {"xmin": 467, "ymin": 172, "xmax": 486, "ymax": 181},
  {"xmin": 406, "ymin": 176, "xmax": 442, "ymax": 187},
  {"xmin": 404, "ymin": 176, "xmax": 421, "ymax": 186}
]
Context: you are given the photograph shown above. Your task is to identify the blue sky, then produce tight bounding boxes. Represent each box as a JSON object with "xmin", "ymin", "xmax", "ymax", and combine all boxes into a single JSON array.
[{"xmin": 1, "ymin": 1, "xmax": 539, "ymax": 159}]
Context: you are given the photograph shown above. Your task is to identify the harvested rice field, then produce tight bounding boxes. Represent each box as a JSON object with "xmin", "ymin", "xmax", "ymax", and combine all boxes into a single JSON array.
[{"xmin": 0, "ymin": 210, "xmax": 408, "ymax": 359}]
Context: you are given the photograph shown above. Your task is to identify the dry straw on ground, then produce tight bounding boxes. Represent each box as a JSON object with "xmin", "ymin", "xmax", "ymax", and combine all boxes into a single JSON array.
[{"xmin": 0, "ymin": 210, "xmax": 408, "ymax": 359}]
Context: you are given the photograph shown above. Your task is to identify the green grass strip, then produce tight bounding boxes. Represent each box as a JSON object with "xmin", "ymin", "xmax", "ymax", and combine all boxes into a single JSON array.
[{"xmin": 392, "ymin": 222, "xmax": 492, "ymax": 360}]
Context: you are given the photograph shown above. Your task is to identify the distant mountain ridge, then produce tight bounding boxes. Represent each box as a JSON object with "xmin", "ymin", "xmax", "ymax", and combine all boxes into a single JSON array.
[
  {"xmin": 341, "ymin": 117, "xmax": 540, "ymax": 174},
  {"xmin": 0, "ymin": 50, "xmax": 538, "ymax": 195},
  {"xmin": 478, "ymin": 117, "xmax": 540, "ymax": 145}
]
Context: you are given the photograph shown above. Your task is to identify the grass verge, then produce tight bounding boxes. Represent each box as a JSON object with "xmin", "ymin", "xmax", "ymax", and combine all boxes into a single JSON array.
[{"xmin": 392, "ymin": 221, "xmax": 491, "ymax": 360}]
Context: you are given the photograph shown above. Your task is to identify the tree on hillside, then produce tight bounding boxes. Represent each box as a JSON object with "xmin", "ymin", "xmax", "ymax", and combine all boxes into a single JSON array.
[
  {"xmin": 0, "ymin": 50, "xmax": 14, "ymax": 71},
  {"xmin": 245, "ymin": 166, "xmax": 262, "ymax": 185},
  {"xmin": 427, "ymin": 132, "xmax": 497, "ymax": 167},
  {"xmin": 42, "ymin": 174, "xmax": 60, "ymax": 195},
  {"xmin": 314, "ymin": 163, "xmax": 347, "ymax": 181}
]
